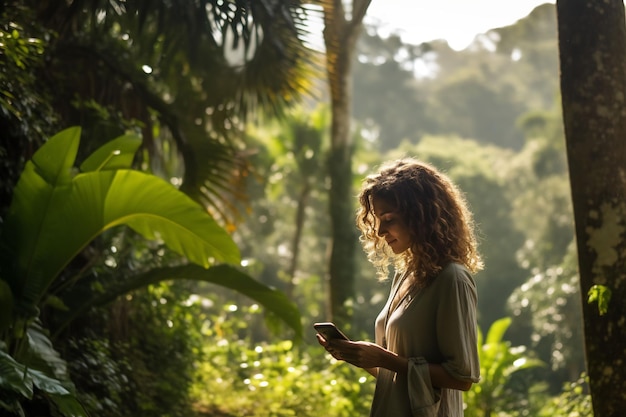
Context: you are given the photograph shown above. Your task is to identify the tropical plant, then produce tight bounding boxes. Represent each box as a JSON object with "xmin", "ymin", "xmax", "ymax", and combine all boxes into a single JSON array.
[
  {"xmin": 190, "ymin": 302, "xmax": 374, "ymax": 417},
  {"xmin": 538, "ymin": 373, "xmax": 593, "ymax": 417},
  {"xmin": 464, "ymin": 317, "xmax": 545, "ymax": 417},
  {"xmin": 13, "ymin": 0, "xmax": 318, "ymax": 222},
  {"xmin": 0, "ymin": 127, "xmax": 301, "ymax": 415}
]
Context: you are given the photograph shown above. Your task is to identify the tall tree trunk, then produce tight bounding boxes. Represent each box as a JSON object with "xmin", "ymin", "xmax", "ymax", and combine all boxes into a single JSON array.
[
  {"xmin": 557, "ymin": 1, "xmax": 626, "ymax": 415},
  {"xmin": 287, "ymin": 181, "xmax": 311, "ymax": 299},
  {"xmin": 322, "ymin": 0, "xmax": 371, "ymax": 328}
]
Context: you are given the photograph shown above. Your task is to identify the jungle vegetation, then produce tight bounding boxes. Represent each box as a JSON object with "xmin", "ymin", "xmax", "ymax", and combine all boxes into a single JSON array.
[{"xmin": 3, "ymin": 1, "xmax": 620, "ymax": 415}]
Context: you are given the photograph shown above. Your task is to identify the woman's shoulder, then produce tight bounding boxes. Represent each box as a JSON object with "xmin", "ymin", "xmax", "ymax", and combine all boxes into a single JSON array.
[{"xmin": 435, "ymin": 263, "xmax": 476, "ymax": 288}]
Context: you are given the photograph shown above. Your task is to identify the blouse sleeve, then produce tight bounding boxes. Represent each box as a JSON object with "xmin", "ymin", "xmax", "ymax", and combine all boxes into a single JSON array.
[
  {"xmin": 435, "ymin": 266, "xmax": 481, "ymax": 383},
  {"xmin": 406, "ymin": 357, "xmax": 441, "ymax": 417}
]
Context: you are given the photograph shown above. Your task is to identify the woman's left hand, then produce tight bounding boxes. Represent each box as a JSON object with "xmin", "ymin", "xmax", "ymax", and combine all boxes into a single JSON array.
[{"xmin": 326, "ymin": 340, "xmax": 389, "ymax": 369}]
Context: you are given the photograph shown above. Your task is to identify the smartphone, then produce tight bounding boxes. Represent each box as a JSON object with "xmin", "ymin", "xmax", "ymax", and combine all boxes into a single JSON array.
[{"xmin": 313, "ymin": 322, "xmax": 350, "ymax": 341}]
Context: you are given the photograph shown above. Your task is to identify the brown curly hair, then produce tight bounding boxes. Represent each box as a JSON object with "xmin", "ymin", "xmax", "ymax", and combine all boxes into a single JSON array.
[{"xmin": 356, "ymin": 158, "xmax": 483, "ymax": 284}]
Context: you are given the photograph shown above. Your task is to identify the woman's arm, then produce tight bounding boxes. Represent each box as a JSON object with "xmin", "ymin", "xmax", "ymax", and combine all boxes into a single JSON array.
[
  {"xmin": 333, "ymin": 340, "xmax": 472, "ymax": 391},
  {"xmin": 317, "ymin": 334, "xmax": 379, "ymax": 378}
]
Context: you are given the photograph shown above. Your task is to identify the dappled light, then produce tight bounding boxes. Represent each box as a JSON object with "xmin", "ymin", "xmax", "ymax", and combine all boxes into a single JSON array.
[{"xmin": 5, "ymin": 0, "xmax": 622, "ymax": 416}]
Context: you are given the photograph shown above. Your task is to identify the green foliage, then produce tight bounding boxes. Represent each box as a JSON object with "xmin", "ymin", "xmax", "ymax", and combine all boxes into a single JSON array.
[
  {"xmin": 0, "ymin": 3, "xmax": 591, "ymax": 415},
  {"xmin": 587, "ymin": 284, "xmax": 611, "ymax": 316},
  {"xmin": 353, "ymin": 31, "xmax": 431, "ymax": 151},
  {"xmin": 14, "ymin": 0, "xmax": 318, "ymax": 225},
  {"xmin": 464, "ymin": 318, "xmax": 545, "ymax": 417},
  {"xmin": 190, "ymin": 304, "xmax": 374, "ymax": 417},
  {"xmin": 508, "ymin": 256, "xmax": 585, "ymax": 380},
  {"xmin": 538, "ymin": 374, "xmax": 593, "ymax": 417},
  {"xmin": 354, "ymin": 4, "xmax": 559, "ymax": 152},
  {"xmin": 237, "ymin": 105, "xmax": 336, "ymax": 331},
  {"xmin": 0, "ymin": 4, "xmax": 58, "ymax": 218},
  {"xmin": 58, "ymin": 281, "xmax": 210, "ymax": 417},
  {"xmin": 0, "ymin": 324, "xmax": 87, "ymax": 417},
  {"xmin": 1, "ymin": 127, "xmax": 239, "ymax": 314},
  {"xmin": 58, "ymin": 264, "xmax": 302, "ymax": 340},
  {"xmin": 0, "ymin": 127, "xmax": 301, "ymax": 415},
  {"xmin": 62, "ymin": 337, "xmax": 132, "ymax": 417}
]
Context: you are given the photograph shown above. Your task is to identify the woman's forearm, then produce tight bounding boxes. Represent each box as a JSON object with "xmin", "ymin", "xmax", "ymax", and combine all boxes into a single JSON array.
[
  {"xmin": 428, "ymin": 364, "xmax": 472, "ymax": 391},
  {"xmin": 378, "ymin": 351, "xmax": 472, "ymax": 391}
]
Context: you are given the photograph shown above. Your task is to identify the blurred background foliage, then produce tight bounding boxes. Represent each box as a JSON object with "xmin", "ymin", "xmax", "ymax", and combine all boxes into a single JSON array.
[{"xmin": 0, "ymin": 1, "xmax": 591, "ymax": 416}]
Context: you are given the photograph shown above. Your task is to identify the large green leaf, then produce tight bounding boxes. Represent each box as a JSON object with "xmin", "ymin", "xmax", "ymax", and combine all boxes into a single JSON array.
[
  {"xmin": 24, "ymin": 321, "xmax": 68, "ymax": 380},
  {"xmin": 0, "ymin": 128, "xmax": 79, "ymax": 311},
  {"xmin": 58, "ymin": 264, "xmax": 302, "ymax": 339},
  {"xmin": 0, "ymin": 127, "xmax": 80, "ymax": 292},
  {"xmin": 1, "ymin": 127, "xmax": 239, "ymax": 315},
  {"xmin": 485, "ymin": 316, "xmax": 511, "ymax": 345},
  {"xmin": 79, "ymin": 133, "xmax": 142, "ymax": 172},
  {"xmin": 0, "ymin": 322, "xmax": 84, "ymax": 413},
  {"xmin": 0, "ymin": 345, "xmax": 73, "ymax": 398},
  {"xmin": 17, "ymin": 169, "xmax": 239, "ymax": 308},
  {"xmin": 0, "ymin": 349, "xmax": 34, "ymax": 399},
  {"xmin": 31, "ymin": 126, "xmax": 80, "ymax": 186}
]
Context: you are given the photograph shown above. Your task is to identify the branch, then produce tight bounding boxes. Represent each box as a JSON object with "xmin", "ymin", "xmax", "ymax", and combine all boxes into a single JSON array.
[{"xmin": 351, "ymin": 0, "xmax": 372, "ymax": 26}]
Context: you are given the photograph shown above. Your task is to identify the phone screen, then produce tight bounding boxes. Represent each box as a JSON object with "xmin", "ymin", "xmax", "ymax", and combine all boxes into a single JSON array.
[{"xmin": 313, "ymin": 322, "xmax": 349, "ymax": 341}]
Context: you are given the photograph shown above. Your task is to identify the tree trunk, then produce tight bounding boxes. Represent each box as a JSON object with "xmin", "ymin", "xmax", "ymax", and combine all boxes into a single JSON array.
[
  {"xmin": 322, "ymin": 0, "xmax": 371, "ymax": 328},
  {"xmin": 556, "ymin": 1, "xmax": 626, "ymax": 415},
  {"xmin": 287, "ymin": 180, "xmax": 311, "ymax": 299}
]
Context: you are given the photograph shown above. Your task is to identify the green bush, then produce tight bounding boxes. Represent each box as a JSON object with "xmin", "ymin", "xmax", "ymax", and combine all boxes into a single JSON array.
[
  {"xmin": 538, "ymin": 374, "xmax": 592, "ymax": 417},
  {"xmin": 190, "ymin": 304, "xmax": 374, "ymax": 417}
]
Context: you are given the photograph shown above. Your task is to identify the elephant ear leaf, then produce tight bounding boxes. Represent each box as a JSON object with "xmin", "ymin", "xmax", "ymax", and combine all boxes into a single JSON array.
[
  {"xmin": 32, "ymin": 126, "xmax": 81, "ymax": 185},
  {"xmin": 11, "ymin": 168, "xmax": 240, "ymax": 309},
  {"xmin": 80, "ymin": 134, "xmax": 143, "ymax": 172},
  {"xmin": 0, "ymin": 127, "xmax": 81, "ymax": 303}
]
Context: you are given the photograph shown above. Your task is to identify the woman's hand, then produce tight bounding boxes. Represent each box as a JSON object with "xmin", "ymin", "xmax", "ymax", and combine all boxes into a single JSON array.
[
  {"xmin": 317, "ymin": 335, "xmax": 388, "ymax": 369},
  {"xmin": 316, "ymin": 333, "xmax": 343, "ymax": 361}
]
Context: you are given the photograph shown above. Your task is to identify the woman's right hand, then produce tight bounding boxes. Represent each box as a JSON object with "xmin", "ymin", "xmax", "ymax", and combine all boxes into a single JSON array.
[
  {"xmin": 316, "ymin": 333, "xmax": 344, "ymax": 361},
  {"xmin": 316, "ymin": 334, "xmax": 379, "ymax": 377}
]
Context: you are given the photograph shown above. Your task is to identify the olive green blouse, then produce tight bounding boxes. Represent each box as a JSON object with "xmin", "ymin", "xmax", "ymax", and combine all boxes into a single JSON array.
[{"xmin": 370, "ymin": 263, "xmax": 481, "ymax": 417}]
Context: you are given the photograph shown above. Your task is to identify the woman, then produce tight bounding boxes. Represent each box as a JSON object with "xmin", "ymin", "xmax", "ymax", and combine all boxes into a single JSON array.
[{"xmin": 317, "ymin": 158, "xmax": 482, "ymax": 417}]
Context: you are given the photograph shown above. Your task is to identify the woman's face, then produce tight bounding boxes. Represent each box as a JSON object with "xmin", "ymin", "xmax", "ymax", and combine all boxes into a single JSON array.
[{"xmin": 372, "ymin": 197, "xmax": 412, "ymax": 254}]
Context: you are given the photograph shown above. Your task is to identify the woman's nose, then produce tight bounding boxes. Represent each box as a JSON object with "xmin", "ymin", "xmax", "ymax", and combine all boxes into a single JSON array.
[{"xmin": 377, "ymin": 224, "xmax": 386, "ymax": 237}]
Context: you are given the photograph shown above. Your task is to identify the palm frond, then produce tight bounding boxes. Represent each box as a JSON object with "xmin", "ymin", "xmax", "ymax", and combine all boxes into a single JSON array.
[{"xmin": 29, "ymin": 0, "xmax": 321, "ymax": 222}]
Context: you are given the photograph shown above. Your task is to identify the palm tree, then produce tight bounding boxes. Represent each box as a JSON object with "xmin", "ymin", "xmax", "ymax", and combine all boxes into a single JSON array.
[
  {"xmin": 6, "ymin": 0, "xmax": 319, "ymax": 221},
  {"xmin": 319, "ymin": 0, "xmax": 371, "ymax": 327}
]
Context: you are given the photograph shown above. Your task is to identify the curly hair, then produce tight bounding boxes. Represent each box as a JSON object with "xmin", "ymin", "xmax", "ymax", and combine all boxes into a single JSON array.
[{"xmin": 356, "ymin": 158, "xmax": 483, "ymax": 284}]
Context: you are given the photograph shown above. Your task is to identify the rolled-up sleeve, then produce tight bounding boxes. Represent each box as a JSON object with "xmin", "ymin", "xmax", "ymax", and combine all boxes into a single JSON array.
[
  {"xmin": 407, "ymin": 357, "xmax": 441, "ymax": 416},
  {"xmin": 436, "ymin": 267, "xmax": 481, "ymax": 383}
]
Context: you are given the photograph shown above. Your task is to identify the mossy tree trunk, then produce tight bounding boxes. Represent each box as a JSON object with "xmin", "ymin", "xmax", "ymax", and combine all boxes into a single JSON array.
[{"xmin": 556, "ymin": 1, "xmax": 626, "ymax": 415}]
